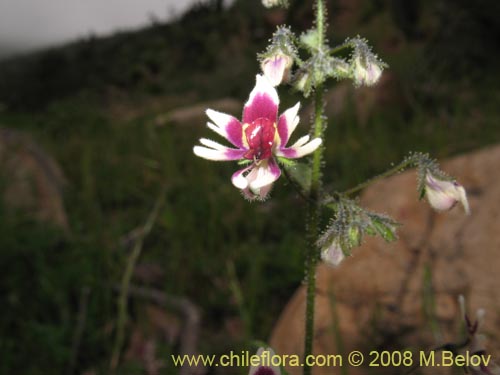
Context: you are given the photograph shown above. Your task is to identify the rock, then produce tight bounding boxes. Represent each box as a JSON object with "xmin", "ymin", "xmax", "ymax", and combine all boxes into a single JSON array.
[
  {"xmin": 154, "ymin": 98, "xmax": 241, "ymax": 127},
  {"xmin": 0, "ymin": 127, "xmax": 68, "ymax": 229},
  {"xmin": 270, "ymin": 145, "xmax": 500, "ymax": 375}
]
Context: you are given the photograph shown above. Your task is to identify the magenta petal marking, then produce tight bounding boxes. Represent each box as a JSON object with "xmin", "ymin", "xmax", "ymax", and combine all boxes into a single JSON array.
[
  {"xmin": 243, "ymin": 75, "xmax": 279, "ymax": 124},
  {"xmin": 276, "ymin": 102, "xmax": 300, "ymax": 147},
  {"xmin": 206, "ymin": 110, "xmax": 244, "ymax": 148},
  {"xmin": 277, "ymin": 112, "xmax": 289, "ymax": 146},
  {"xmin": 276, "ymin": 148, "xmax": 298, "ymax": 158},
  {"xmin": 268, "ymin": 158, "xmax": 281, "ymax": 181},
  {"xmin": 243, "ymin": 93, "xmax": 279, "ymax": 124},
  {"xmin": 225, "ymin": 117, "xmax": 244, "ymax": 148},
  {"xmin": 224, "ymin": 149, "xmax": 248, "ymax": 160}
]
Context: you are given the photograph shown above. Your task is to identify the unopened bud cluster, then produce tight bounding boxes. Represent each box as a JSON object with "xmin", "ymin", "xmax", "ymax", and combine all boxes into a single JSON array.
[{"xmin": 318, "ymin": 198, "xmax": 399, "ymax": 266}]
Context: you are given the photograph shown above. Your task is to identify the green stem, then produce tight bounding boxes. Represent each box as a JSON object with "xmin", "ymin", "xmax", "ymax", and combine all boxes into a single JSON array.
[
  {"xmin": 342, "ymin": 157, "xmax": 416, "ymax": 196},
  {"xmin": 329, "ymin": 43, "xmax": 350, "ymax": 55},
  {"xmin": 303, "ymin": 2, "xmax": 326, "ymax": 375},
  {"xmin": 110, "ymin": 186, "xmax": 166, "ymax": 372}
]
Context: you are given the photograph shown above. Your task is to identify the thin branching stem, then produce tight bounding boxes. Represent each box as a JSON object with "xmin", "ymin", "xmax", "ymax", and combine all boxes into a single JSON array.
[
  {"xmin": 110, "ymin": 185, "xmax": 167, "ymax": 372},
  {"xmin": 342, "ymin": 156, "xmax": 418, "ymax": 196}
]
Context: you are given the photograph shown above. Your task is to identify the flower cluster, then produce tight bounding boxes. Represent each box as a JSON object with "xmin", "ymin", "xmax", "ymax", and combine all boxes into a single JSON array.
[
  {"xmin": 318, "ymin": 198, "xmax": 399, "ymax": 267},
  {"xmin": 194, "ymin": 75, "xmax": 322, "ymax": 200}
]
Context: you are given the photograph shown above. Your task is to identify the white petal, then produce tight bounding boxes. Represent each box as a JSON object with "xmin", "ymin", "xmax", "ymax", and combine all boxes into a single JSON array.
[
  {"xmin": 248, "ymin": 160, "xmax": 281, "ymax": 190},
  {"xmin": 293, "ymin": 138, "xmax": 322, "ymax": 157},
  {"xmin": 205, "ymin": 109, "xmax": 243, "ymax": 148},
  {"xmin": 199, "ymin": 138, "xmax": 230, "ymax": 151},
  {"xmin": 456, "ymin": 185, "xmax": 470, "ymax": 215},
  {"xmin": 193, "ymin": 146, "xmax": 243, "ymax": 161},
  {"xmin": 291, "ymin": 135, "xmax": 310, "ymax": 148},
  {"xmin": 276, "ymin": 138, "xmax": 322, "ymax": 159},
  {"xmin": 231, "ymin": 166, "xmax": 252, "ymax": 189},
  {"xmin": 207, "ymin": 121, "xmax": 226, "ymax": 139}
]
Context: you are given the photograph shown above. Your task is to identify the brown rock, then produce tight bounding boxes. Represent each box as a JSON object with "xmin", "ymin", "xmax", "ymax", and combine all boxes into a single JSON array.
[
  {"xmin": 270, "ymin": 145, "xmax": 500, "ymax": 375},
  {"xmin": 0, "ymin": 127, "xmax": 68, "ymax": 229}
]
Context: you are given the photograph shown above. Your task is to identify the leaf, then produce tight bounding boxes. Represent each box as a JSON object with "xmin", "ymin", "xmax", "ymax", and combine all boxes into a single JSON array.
[
  {"xmin": 369, "ymin": 216, "xmax": 398, "ymax": 242},
  {"xmin": 284, "ymin": 161, "xmax": 311, "ymax": 193}
]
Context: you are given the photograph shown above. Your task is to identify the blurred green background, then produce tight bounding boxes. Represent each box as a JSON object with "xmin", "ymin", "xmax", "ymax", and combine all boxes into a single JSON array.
[{"xmin": 0, "ymin": 0, "xmax": 499, "ymax": 374}]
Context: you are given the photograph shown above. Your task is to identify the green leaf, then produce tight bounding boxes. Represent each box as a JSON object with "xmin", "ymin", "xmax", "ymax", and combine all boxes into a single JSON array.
[
  {"xmin": 370, "ymin": 217, "xmax": 397, "ymax": 242},
  {"xmin": 348, "ymin": 226, "xmax": 362, "ymax": 247},
  {"xmin": 284, "ymin": 162, "xmax": 311, "ymax": 192}
]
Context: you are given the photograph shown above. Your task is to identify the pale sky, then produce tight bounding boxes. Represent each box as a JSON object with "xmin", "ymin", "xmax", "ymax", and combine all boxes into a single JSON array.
[{"xmin": 0, "ymin": 0, "xmax": 215, "ymax": 56}]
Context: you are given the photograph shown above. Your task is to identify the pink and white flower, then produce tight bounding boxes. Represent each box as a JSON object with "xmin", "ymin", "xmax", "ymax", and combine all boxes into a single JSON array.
[
  {"xmin": 425, "ymin": 174, "xmax": 470, "ymax": 214},
  {"xmin": 194, "ymin": 75, "xmax": 322, "ymax": 200}
]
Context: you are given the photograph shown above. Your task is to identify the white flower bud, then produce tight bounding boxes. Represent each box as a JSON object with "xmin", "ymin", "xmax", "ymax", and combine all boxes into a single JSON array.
[
  {"xmin": 262, "ymin": 0, "xmax": 281, "ymax": 8},
  {"xmin": 321, "ymin": 240, "xmax": 345, "ymax": 267},
  {"xmin": 261, "ymin": 53, "xmax": 293, "ymax": 87},
  {"xmin": 425, "ymin": 174, "xmax": 470, "ymax": 214},
  {"xmin": 352, "ymin": 56, "xmax": 382, "ymax": 86}
]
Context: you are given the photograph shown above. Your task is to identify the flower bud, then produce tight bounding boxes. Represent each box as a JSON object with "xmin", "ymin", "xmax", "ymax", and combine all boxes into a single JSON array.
[
  {"xmin": 321, "ymin": 240, "xmax": 345, "ymax": 267},
  {"xmin": 262, "ymin": 0, "xmax": 286, "ymax": 8},
  {"xmin": 425, "ymin": 174, "xmax": 470, "ymax": 214},
  {"xmin": 352, "ymin": 55, "xmax": 382, "ymax": 86},
  {"xmin": 261, "ymin": 53, "xmax": 293, "ymax": 87}
]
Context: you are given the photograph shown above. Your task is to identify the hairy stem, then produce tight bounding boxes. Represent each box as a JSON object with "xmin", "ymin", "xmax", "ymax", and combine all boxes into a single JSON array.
[
  {"xmin": 110, "ymin": 186, "xmax": 166, "ymax": 371},
  {"xmin": 304, "ymin": 2, "xmax": 326, "ymax": 374}
]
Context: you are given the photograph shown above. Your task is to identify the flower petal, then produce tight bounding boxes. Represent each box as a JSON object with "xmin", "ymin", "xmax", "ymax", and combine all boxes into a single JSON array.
[
  {"xmin": 199, "ymin": 138, "xmax": 232, "ymax": 151},
  {"xmin": 276, "ymin": 137, "xmax": 322, "ymax": 159},
  {"xmin": 243, "ymin": 75, "xmax": 279, "ymax": 124},
  {"xmin": 193, "ymin": 145, "xmax": 246, "ymax": 161},
  {"xmin": 249, "ymin": 159, "xmax": 281, "ymax": 191},
  {"xmin": 277, "ymin": 102, "xmax": 300, "ymax": 146},
  {"xmin": 291, "ymin": 135, "xmax": 310, "ymax": 148},
  {"xmin": 231, "ymin": 164, "xmax": 253, "ymax": 189},
  {"xmin": 206, "ymin": 109, "xmax": 244, "ymax": 148}
]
